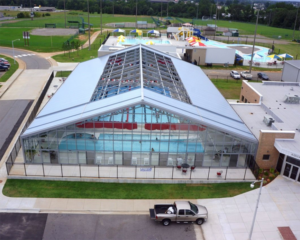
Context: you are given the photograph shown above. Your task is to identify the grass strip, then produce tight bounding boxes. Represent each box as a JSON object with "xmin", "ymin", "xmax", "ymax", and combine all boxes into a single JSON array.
[
  {"xmin": 0, "ymin": 54, "xmax": 19, "ymax": 82},
  {"xmin": 3, "ymin": 179, "xmax": 256, "ymax": 199},
  {"xmin": 55, "ymin": 71, "xmax": 72, "ymax": 78}
]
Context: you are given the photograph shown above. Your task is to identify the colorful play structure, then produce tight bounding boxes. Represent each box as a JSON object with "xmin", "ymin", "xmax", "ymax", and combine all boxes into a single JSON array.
[{"xmin": 170, "ymin": 24, "xmax": 208, "ymax": 41}]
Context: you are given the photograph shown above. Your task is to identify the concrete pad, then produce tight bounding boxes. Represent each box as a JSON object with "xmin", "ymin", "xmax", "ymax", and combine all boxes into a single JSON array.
[{"xmin": 1, "ymin": 69, "xmax": 52, "ymax": 100}]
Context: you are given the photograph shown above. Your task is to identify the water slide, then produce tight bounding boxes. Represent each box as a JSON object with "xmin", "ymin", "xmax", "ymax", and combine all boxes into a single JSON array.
[{"xmin": 193, "ymin": 28, "xmax": 208, "ymax": 41}]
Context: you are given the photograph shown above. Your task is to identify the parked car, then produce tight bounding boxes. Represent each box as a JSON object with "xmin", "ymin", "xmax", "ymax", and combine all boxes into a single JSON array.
[
  {"xmin": 230, "ymin": 70, "xmax": 241, "ymax": 79},
  {"xmin": 257, "ymin": 72, "xmax": 269, "ymax": 80},
  {"xmin": 0, "ymin": 62, "xmax": 10, "ymax": 69},
  {"xmin": 149, "ymin": 201, "xmax": 208, "ymax": 226},
  {"xmin": 240, "ymin": 71, "xmax": 252, "ymax": 80},
  {"xmin": 0, "ymin": 64, "xmax": 9, "ymax": 71},
  {"xmin": 0, "ymin": 58, "xmax": 8, "ymax": 62}
]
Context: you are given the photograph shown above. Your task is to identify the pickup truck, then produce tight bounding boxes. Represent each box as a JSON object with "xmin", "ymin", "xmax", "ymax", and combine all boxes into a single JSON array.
[
  {"xmin": 149, "ymin": 201, "xmax": 208, "ymax": 226},
  {"xmin": 240, "ymin": 71, "xmax": 253, "ymax": 80}
]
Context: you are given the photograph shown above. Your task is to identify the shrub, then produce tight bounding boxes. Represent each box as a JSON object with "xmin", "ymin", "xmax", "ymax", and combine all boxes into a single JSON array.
[
  {"xmin": 17, "ymin": 12, "xmax": 25, "ymax": 18},
  {"xmin": 270, "ymin": 168, "xmax": 275, "ymax": 173},
  {"xmin": 34, "ymin": 12, "xmax": 41, "ymax": 17},
  {"xmin": 258, "ymin": 169, "xmax": 263, "ymax": 174},
  {"xmin": 45, "ymin": 13, "xmax": 51, "ymax": 16}
]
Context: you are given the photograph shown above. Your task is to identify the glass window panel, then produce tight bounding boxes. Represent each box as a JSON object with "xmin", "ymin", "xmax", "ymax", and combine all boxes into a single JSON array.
[
  {"xmin": 105, "ymin": 152, "xmax": 114, "ymax": 165},
  {"xmin": 68, "ymin": 152, "xmax": 77, "ymax": 164},
  {"xmin": 151, "ymin": 153, "xmax": 159, "ymax": 166},
  {"xmin": 237, "ymin": 154, "xmax": 247, "ymax": 167},
  {"xmin": 115, "ymin": 152, "xmax": 122, "ymax": 165},
  {"xmin": 78, "ymin": 151, "xmax": 86, "ymax": 164},
  {"xmin": 59, "ymin": 152, "xmax": 68, "ymax": 164}
]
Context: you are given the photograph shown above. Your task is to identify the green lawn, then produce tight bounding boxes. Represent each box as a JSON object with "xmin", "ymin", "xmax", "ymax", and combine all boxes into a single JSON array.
[
  {"xmin": 211, "ymin": 78, "xmax": 243, "ymax": 99},
  {"xmin": 193, "ymin": 19, "xmax": 300, "ymax": 40},
  {"xmin": 1, "ymin": 13, "xmax": 153, "ymax": 29},
  {"xmin": 200, "ymin": 65, "xmax": 282, "ymax": 71},
  {"xmin": 0, "ymin": 27, "xmax": 89, "ymax": 52},
  {"xmin": 0, "ymin": 54, "xmax": 19, "ymax": 82},
  {"xmin": 3, "ymin": 179, "xmax": 257, "ymax": 199},
  {"xmin": 52, "ymin": 33, "xmax": 106, "ymax": 62},
  {"xmin": 55, "ymin": 71, "xmax": 72, "ymax": 78}
]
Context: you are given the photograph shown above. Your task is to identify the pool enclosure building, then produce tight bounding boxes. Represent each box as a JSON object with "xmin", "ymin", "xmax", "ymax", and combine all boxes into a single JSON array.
[{"xmin": 21, "ymin": 45, "xmax": 258, "ymax": 168}]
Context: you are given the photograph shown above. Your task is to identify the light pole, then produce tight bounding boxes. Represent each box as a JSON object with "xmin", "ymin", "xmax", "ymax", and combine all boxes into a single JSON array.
[
  {"xmin": 136, "ymin": 0, "xmax": 138, "ymax": 28},
  {"xmin": 249, "ymin": 178, "xmax": 264, "ymax": 240},
  {"xmin": 293, "ymin": 5, "xmax": 299, "ymax": 40},
  {"xmin": 64, "ymin": 0, "xmax": 66, "ymax": 28},
  {"xmin": 249, "ymin": 9, "xmax": 259, "ymax": 73},
  {"xmin": 100, "ymin": 0, "xmax": 102, "ymax": 34},
  {"xmin": 12, "ymin": 39, "xmax": 20, "ymax": 64},
  {"xmin": 87, "ymin": 0, "xmax": 91, "ymax": 51}
]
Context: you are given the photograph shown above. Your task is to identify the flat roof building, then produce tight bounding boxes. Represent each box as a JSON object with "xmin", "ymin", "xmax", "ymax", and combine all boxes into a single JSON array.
[
  {"xmin": 233, "ymin": 80, "xmax": 300, "ymax": 182},
  {"xmin": 20, "ymin": 45, "xmax": 258, "ymax": 179}
]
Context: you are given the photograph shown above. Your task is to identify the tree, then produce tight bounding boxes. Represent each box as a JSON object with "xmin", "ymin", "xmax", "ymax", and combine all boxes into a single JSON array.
[{"xmin": 73, "ymin": 39, "xmax": 81, "ymax": 56}]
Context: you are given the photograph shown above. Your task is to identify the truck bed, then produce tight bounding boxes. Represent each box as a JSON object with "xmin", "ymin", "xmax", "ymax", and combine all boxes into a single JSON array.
[{"xmin": 154, "ymin": 204, "xmax": 174, "ymax": 214}]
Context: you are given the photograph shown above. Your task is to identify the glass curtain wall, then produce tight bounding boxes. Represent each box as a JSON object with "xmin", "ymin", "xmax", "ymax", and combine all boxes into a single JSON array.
[{"xmin": 22, "ymin": 104, "xmax": 257, "ymax": 167}]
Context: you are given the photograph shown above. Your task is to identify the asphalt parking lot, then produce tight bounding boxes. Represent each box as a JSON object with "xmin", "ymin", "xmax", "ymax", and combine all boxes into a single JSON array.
[{"xmin": 0, "ymin": 213, "xmax": 198, "ymax": 240}]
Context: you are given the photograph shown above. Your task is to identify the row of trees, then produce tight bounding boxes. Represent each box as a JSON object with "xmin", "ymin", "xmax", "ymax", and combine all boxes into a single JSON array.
[{"xmin": 4, "ymin": 0, "xmax": 300, "ymax": 29}]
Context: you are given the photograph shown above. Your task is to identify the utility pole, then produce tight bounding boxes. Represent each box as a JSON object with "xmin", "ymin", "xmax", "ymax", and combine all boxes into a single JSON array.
[
  {"xmin": 64, "ymin": 0, "xmax": 66, "ymax": 28},
  {"xmin": 293, "ymin": 5, "xmax": 299, "ymax": 40},
  {"xmin": 167, "ymin": 0, "xmax": 169, "ymax": 17},
  {"xmin": 136, "ymin": 0, "xmax": 138, "ymax": 28},
  {"xmin": 161, "ymin": 1, "xmax": 162, "ymax": 21},
  {"xmin": 214, "ymin": 3, "xmax": 217, "ymax": 39},
  {"xmin": 87, "ymin": 0, "xmax": 91, "ymax": 51},
  {"xmin": 249, "ymin": 9, "xmax": 260, "ymax": 73},
  {"xmin": 100, "ymin": 0, "xmax": 102, "ymax": 34}
]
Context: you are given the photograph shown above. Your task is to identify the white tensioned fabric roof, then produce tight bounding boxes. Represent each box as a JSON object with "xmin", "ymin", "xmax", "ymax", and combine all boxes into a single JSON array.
[{"xmin": 22, "ymin": 45, "xmax": 257, "ymax": 142}]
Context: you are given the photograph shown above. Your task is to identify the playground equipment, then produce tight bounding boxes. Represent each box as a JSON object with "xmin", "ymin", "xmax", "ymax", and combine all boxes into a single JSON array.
[{"xmin": 172, "ymin": 25, "xmax": 208, "ymax": 41}]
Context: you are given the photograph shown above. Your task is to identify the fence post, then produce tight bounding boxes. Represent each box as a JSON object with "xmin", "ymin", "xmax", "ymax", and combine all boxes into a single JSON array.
[
  {"xmin": 79, "ymin": 164, "xmax": 81, "ymax": 178},
  {"xmin": 243, "ymin": 167, "xmax": 247, "ymax": 180},
  {"xmin": 172, "ymin": 166, "xmax": 174, "ymax": 179},
  {"xmin": 61, "ymin": 164, "xmax": 63, "ymax": 177},
  {"xmin": 207, "ymin": 167, "xmax": 210, "ymax": 180},
  {"xmin": 135, "ymin": 165, "xmax": 137, "ymax": 179},
  {"xmin": 117, "ymin": 165, "xmax": 119, "ymax": 179},
  {"xmin": 24, "ymin": 163, "xmax": 27, "ymax": 176},
  {"xmin": 42, "ymin": 163, "xmax": 45, "ymax": 177},
  {"xmin": 98, "ymin": 165, "xmax": 100, "ymax": 178},
  {"xmin": 153, "ymin": 166, "xmax": 155, "ymax": 179},
  {"xmin": 190, "ymin": 167, "xmax": 192, "ymax": 180},
  {"xmin": 225, "ymin": 167, "xmax": 228, "ymax": 180}
]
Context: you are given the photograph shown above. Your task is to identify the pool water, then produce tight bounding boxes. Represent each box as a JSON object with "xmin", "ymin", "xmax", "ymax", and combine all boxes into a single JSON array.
[
  {"xmin": 59, "ymin": 134, "xmax": 204, "ymax": 153},
  {"xmin": 117, "ymin": 38, "xmax": 170, "ymax": 45}
]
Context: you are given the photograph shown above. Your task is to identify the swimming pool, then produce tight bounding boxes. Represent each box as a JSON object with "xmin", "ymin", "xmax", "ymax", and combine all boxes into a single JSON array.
[
  {"xmin": 117, "ymin": 38, "xmax": 170, "ymax": 45},
  {"xmin": 59, "ymin": 134, "xmax": 204, "ymax": 153}
]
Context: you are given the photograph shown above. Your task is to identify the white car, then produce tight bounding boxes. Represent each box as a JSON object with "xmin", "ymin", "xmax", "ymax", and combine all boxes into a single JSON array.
[
  {"xmin": 230, "ymin": 70, "xmax": 241, "ymax": 79},
  {"xmin": 240, "ymin": 71, "xmax": 253, "ymax": 80}
]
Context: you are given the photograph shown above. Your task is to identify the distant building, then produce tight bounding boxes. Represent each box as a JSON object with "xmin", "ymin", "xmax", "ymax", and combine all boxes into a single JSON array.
[
  {"xmin": 0, "ymin": 12, "xmax": 4, "ymax": 18},
  {"xmin": 281, "ymin": 60, "xmax": 300, "ymax": 83},
  {"xmin": 203, "ymin": 27, "xmax": 216, "ymax": 36},
  {"xmin": 33, "ymin": 6, "xmax": 56, "ymax": 12}
]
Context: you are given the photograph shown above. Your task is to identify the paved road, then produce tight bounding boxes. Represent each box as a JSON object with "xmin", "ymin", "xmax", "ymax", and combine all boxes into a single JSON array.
[
  {"xmin": 0, "ymin": 47, "xmax": 51, "ymax": 69},
  {"xmin": 0, "ymin": 213, "xmax": 198, "ymax": 240},
  {"xmin": 202, "ymin": 69, "xmax": 282, "ymax": 82}
]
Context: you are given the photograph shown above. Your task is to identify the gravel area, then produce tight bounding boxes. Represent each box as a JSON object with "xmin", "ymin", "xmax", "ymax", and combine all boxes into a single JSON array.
[{"xmin": 31, "ymin": 28, "xmax": 78, "ymax": 36}]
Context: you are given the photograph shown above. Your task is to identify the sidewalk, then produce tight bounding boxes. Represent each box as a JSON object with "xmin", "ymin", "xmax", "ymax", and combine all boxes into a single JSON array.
[{"xmin": 0, "ymin": 167, "xmax": 299, "ymax": 240}]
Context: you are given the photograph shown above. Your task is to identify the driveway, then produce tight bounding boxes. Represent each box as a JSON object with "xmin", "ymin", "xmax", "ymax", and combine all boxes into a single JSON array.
[
  {"xmin": 202, "ymin": 69, "xmax": 282, "ymax": 82},
  {"xmin": 0, "ymin": 47, "xmax": 51, "ymax": 69}
]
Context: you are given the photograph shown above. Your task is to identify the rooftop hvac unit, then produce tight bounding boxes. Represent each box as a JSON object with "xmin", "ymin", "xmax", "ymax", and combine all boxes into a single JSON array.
[
  {"xmin": 263, "ymin": 115, "xmax": 275, "ymax": 127},
  {"xmin": 284, "ymin": 94, "xmax": 300, "ymax": 104}
]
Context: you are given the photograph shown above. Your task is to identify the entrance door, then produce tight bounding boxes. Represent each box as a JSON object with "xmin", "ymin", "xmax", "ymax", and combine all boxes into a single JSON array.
[
  {"xmin": 283, "ymin": 163, "xmax": 299, "ymax": 180},
  {"xmin": 283, "ymin": 163, "xmax": 292, "ymax": 177},
  {"xmin": 290, "ymin": 166, "xmax": 299, "ymax": 180}
]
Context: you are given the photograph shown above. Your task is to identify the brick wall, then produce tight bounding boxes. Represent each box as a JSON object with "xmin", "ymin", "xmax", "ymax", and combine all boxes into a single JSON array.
[
  {"xmin": 256, "ymin": 131, "xmax": 295, "ymax": 169},
  {"xmin": 240, "ymin": 81, "xmax": 261, "ymax": 104}
]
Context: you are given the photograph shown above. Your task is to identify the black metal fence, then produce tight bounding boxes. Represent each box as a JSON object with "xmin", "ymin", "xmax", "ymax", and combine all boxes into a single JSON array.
[
  {"xmin": 5, "ymin": 72, "xmax": 54, "ymax": 175},
  {"xmin": 7, "ymin": 155, "xmax": 259, "ymax": 181}
]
